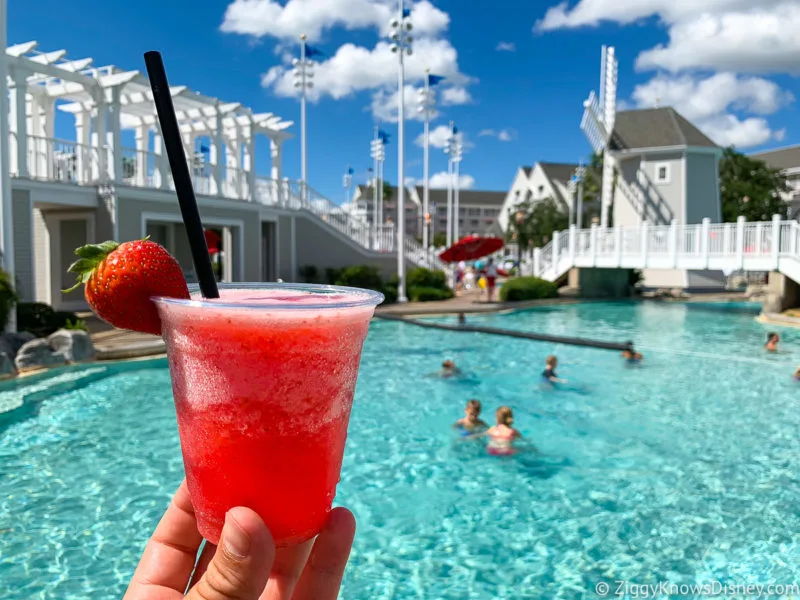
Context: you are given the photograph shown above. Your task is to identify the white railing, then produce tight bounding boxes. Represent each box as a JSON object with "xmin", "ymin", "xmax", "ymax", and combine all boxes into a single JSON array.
[
  {"xmin": 15, "ymin": 134, "xmax": 437, "ymax": 267},
  {"xmin": 532, "ymin": 216, "xmax": 800, "ymax": 282},
  {"xmin": 26, "ymin": 135, "xmax": 99, "ymax": 184}
]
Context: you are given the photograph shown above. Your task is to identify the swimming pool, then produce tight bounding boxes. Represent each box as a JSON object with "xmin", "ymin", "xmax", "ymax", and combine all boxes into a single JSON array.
[{"xmin": 2, "ymin": 300, "xmax": 800, "ymax": 598}]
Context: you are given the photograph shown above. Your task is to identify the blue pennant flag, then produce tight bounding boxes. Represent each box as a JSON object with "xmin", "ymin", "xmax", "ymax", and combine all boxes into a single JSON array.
[
  {"xmin": 452, "ymin": 125, "xmax": 459, "ymax": 135},
  {"xmin": 199, "ymin": 144, "xmax": 210, "ymax": 154},
  {"xmin": 427, "ymin": 74, "xmax": 446, "ymax": 87},
  {"xmin": 305, "ymin": 44, "xmax": 325, "ymax": 59},
  {"xmin": 347, "ymin": 166, "xmax": 355, "ymax": 175},
  {"xmin": 402, "ymin": 7, "xmax": 411, "ymax": 17},
  {"xmin": 378, "ymin": 130, "xmax": 391, "ymax": 144}
]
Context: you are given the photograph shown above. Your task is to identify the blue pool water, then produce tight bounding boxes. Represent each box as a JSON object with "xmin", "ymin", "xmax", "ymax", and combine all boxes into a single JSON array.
[{"xmin": 3, "ymin": 300, "xmax": 800, "ymax": 598}]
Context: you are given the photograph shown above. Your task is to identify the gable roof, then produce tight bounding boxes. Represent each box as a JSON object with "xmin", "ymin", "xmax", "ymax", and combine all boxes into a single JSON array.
[
  {"xmin": 609, "ymin": 107, "xmax": 718, "ymax": 151},
  {"xmin": 538, "ymin": 162, "xmax": 579, "ymax": 185},
  {"xmin": 521, "ymin": 166, "xmax": 533, "ymax": 178},
  {"xmin": 751, "ymin": 144, "xmax": 800, "ymax": 171}
]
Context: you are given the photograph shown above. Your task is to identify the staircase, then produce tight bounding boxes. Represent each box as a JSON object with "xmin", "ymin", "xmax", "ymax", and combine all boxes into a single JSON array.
[
  {"xmin": 532, "ymin": 216, "xmax": 800, "ymax": 284},
  {"xmin": 258, "ymin": 177, "xmax": 445, "ymax": 271}
]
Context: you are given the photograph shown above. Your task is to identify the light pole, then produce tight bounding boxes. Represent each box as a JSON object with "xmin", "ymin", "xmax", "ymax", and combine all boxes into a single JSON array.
[
  {"xmin": 389, "ymin": 2, "xmax": 413, "ymax": 303},
  {"xmin": 370, "ymin": 128, "xmax": 382, "ymax": 249},
  {"xmin": 572, "ymin": 164, "xmax": 587, "ymax": 229},
  {"xmin": 444, "ymin": 122, "xmax": 462, "ymax": 244},
  {"xmin": 293, "ymin": 35, "xmax": 318, "ymax": 203},
  {"xmin": 343, "ymin": 166, "xmax": 353, "ymax": 205},
  {"xmin": 418, "ymin": 70, "xmax": 443, "ymax": 254}
]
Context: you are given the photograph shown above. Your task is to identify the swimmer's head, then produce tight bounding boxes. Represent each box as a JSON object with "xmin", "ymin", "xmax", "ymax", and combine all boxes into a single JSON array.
[
  {"xmin": 466, "ymin": 399, "xmax": 481, "ymax": 416},
  {"xmin": 442, "ymin": 359, "xmax": 456, "ymax": 370},
  {"xmin": 624, "ymin": 341, "xmax": 634, "ymax": 352},
  {"xmin": 496, "ymin": 406, "xmax": 514, "ymax": 426},
  {"xmin": 768, "ymin": 332, "xmax": 779, "ymax": 343},
  {"xmin": 545, "ymin": 355, "xmax": 557, "ymax": 367}
]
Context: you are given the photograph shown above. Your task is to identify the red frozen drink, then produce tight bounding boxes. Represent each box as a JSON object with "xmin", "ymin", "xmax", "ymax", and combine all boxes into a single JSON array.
[{"xmin": 154, "ymin": 284, "xmax": 382, "ymax": 546}]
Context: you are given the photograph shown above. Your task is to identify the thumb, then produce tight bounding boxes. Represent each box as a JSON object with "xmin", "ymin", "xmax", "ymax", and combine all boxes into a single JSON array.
[{"xmin": 187, "ymin": 508, "xmax": 275, "ymax": 600}]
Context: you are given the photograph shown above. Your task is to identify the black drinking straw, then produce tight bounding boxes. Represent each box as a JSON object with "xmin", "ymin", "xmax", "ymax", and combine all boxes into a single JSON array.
[{"xmin": 144, "ymin": 51, "xmax": 220, "ymax": 299}]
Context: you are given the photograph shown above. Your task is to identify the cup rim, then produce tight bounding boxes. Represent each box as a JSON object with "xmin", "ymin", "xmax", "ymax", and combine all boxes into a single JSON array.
[{"xmin": 152, "ymin": 282, "xmax": 385, "ymax": 311}]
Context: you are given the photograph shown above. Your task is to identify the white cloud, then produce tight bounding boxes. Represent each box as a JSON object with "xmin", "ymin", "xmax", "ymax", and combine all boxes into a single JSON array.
[
  {"xmin": 537, "ymin": 1, "xmax": 797, "ymax": 148},
  {"xmin": 415, "ymin": 124, "xmax": 453, "ymax": 148},
  {"xmin": 428, "ymin": 171, "xmax": 475, "ymax": 189},
  {"xmin": 478, "ymin": 128, "xmax": 516, "ymax": 141},
  {"xmin": 441, "ymin": 86, "xmax": 472, "ymax": 105},
  {"xmin": 631, "ymin": 73, "xmax": 793, "ymax": 147},
  {"xmin": 372, "ymin": 85, "xmax": 426, "ymax": 123},
  {"xmin": 496, "ymin": 42, "xmax": 516, "ymax": 52},
  {"xmin": 636, "ymin": 6, "xmax": 800, "ymax": 74},
  {"xmin": 222, "ymin": 0, "xmax": 449, "ymax": 42},
  {"xmin": 536, "ymin": 1, "xmax": 800, "ymax": 75}
]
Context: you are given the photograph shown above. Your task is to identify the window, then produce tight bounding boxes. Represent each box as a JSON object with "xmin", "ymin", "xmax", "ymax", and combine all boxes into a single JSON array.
[
  {"xmin": 483, "ymin": 208, "xmax": 500, "ymax": 217},
  {"xmin": 470, "ymin": 219, "xmax": 480, "ymax": 227},
  {"xmin": 655, "ymin": 162, "xmax": 671, "ymax": 184},
  {"xmin": 537, "ymin": 185, "xmax": 545, "ymax": 195},
  {"xmin": 468, "ymin": 207, "xmax": 482, "ymax": 216}
]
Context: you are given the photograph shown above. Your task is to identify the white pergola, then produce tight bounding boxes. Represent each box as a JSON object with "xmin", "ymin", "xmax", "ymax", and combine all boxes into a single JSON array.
[{"xmin": 5, "ymin": 41, "xmax": 293, "ymax": 195}]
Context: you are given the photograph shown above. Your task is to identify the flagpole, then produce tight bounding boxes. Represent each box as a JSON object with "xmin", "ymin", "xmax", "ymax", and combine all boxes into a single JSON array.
[
  {"xmin": 454, "ymin": 155, "xmax": 460, "ymax": 242},
  {"xmin": 378, "ymin": 157, "xmax": 384, "ymax": 247},
  {"xmin": 391, "ymin": 0, "xmax": 409, "ymax": 303},
  {"xmin": 445, "ymin": 121, "xmax": 454, "ymax": 248},
  {"xmin": 300, "ymin": 35, "xmax": 307, "ymax": 203},
  {"xmin": 372, "ymin": 126, "xmax": 379, "ymax": 249},
  {"xmin": 422, "ymin": 69, "xmax": 430, "ymax": 255}
]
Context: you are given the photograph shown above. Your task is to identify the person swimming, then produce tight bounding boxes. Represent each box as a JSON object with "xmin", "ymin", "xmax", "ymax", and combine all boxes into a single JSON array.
[
  {"xmin": 541, "ymin": 355, "xmax": 567, "ymax": 384},
  {"xmin": 621, "ymin": 341, "xmax": 644, "ymax": 363},
  {"xmin": 439, "ymin": 359, "xmax": 462, "ymax": 379},
  {"xmin": 457, "ymin": 312, "xmax": 467, "ymax": 326},
  {"xmin": 793, "ymin": 366, "xmax": 800, "ymax": 380},
  {"xmin": 765, "ymin": 332, "xmax": 780, "ymax": 353},
  {"xmin": 453, "ymin": 399, "xmax": 488, "ymax": 436},
  {"xmin": 485, "ymin": 406, "xmax": 522, "ymax": 456}
]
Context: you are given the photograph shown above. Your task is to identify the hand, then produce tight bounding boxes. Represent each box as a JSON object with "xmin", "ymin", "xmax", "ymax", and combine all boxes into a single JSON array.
[{"xmin": 124, "ymin": 480, "xmax": 355, "ymax": 600}]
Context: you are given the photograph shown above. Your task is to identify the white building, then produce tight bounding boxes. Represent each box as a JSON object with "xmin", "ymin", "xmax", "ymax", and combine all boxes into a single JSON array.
[
  {"xmin": 750, "ymin": 145, "xmax": 800, "ymax": 216},
  {"xmin": 0, "ymin": 42, "xmax": 434, "ymax": 311},
  {"xmin": 498, "ymin": 162, "xmax": 600, "ymax": 231}
]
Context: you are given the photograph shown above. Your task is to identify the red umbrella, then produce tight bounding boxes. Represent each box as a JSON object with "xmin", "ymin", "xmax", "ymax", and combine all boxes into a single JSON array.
[
  {"xmin": 438, "ymin": 236, "xmax": 504, "ymax": 264},
  {"xmin": 204, "ymin": 229, "xmax": 221, "ymax": 255}
]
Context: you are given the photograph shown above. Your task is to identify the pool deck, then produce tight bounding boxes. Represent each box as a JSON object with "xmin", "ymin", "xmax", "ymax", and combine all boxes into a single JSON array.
[{"xmin": 82, "ymin": 289, "xmax": 752, "ymax": 360}]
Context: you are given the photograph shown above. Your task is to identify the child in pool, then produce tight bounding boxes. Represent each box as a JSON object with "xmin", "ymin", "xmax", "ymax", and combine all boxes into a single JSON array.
[
  {"xmin": 439, "ymin": 359, "xmax": 462, "ymax": 378},
  {"xmin": 542, "ymin": 355, "xmax": 567, "ymax": 384},
  {"xmin": 765, "ymin": 332, "xmax": 780, "ymax": 353},
  {"xmin": 453, "ymin": 399, "xmax": 488, "ymax": 435},
  {"xmin": 485, "ymin": 406, "xmax": 522, "ymax": 456},
  {"xmin": 621, "ymin": 341, "xmax": 644, "ymax": 362}
]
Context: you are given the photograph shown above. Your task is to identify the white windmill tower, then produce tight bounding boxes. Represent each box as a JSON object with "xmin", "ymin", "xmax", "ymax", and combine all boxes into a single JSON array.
[{"xmin": 580, "ymin": 45, "xmax": 618, "ymax": 228}]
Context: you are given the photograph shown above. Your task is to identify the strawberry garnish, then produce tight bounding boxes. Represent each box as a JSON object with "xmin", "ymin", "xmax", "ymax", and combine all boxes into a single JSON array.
[{"xmin": 65, "ymin": 239, "xmax": 190, "ymax": 336}]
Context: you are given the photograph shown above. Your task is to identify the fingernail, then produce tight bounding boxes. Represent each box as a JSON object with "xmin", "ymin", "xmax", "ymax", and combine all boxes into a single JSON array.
[{"xmin": 222, "ymin": 510, "xmax": 251, "ymax": 559}]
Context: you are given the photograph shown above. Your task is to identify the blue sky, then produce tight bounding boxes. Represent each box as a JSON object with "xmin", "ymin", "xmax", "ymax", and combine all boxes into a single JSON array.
[{"xmin": 9, "ymin": 0, "xmax": 800, "ymax": 203}]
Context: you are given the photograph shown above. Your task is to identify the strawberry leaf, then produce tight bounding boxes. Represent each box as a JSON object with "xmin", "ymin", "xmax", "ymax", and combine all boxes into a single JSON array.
[{"xmin": 64, "ymin": 240, "xmax": 121, "ymax": 294}]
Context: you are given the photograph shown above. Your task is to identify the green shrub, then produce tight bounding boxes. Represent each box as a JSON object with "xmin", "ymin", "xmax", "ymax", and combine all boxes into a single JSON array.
[
  {"xmin": 325, "ymin": 267, "xmax": 342, "ymax": 285},
  {"xmin": 334, "ymin": 265, "xmax": 384, "ymax": 292},
  {"xmin": 410, "ymin": 286, "xmax": 455, "ymax": 302},
  {"xmin": 17, "ymin": 302, "xmax": 81, "ymax": 337},
  {"xmin": 407, "ymin": 267, "xmax": 448, "ymax": 291},
  {"xmin": 298, "ymin": 265, "xmax": 319, "ymax": 283},
  {"xmin": 499, "ymin": 277, "xmax": 558, "ymax": 302},
  {"xmin": 64, "ymin": 318, "xmax": 88, "ymax": 331},
  {"xmin": 0, "ymin": 269, "xmax": 18, "ymax": 331}
]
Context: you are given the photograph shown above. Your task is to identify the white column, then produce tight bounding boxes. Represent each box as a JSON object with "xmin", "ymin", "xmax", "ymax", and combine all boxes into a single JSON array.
[
  {"xmin": 772, "ymin": 214, "xmax": 782, "ymax": 270},
  {"xmin": 736, "ymin": 216, "xmax": 746, "ymax": 270},
  {"xmin": 153, "ymin": 128, "xmax": 168, "ymax": 190},
  {"xmin": 134, "ymin": 124, "xmax": 148, "ymax": 187},
  {"xmin": 29, "ymin": 95, "xmax": 44, "ymax": 178},
  {"xmin": 211, "ymin": 104, "xmax": 223, "ymax": 196},
  {"xmin": 533, "ymin": 247, "xmax": 541, "ymax": 276},
  {"xmin": 91, "ymin": 93, "xmax": 107, "ymax": 182},
  {"xmin": 75, "ymin": 111, "xmax": 90, "ymax": 184},
  {"xmin": 10, "ymin": 68, "xmax": 27, "ymax": 177},
  {"xmin": 244, "ymin": 122, "xmax": 256, "ymax": 201},
  {"xmin": 42, "ymin": 98, "xmax": 56, "ymax": 180},
  {"xmin": 270, "ymin": 138, "xmax": 283, "ymax": 204},
  {"xmin": 106, "ymin": 88, "xmax": 122, "ymax": 182},
  {"xmin": 0, "ymin": 0, "xmax": 15, "ymax": 322}
]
